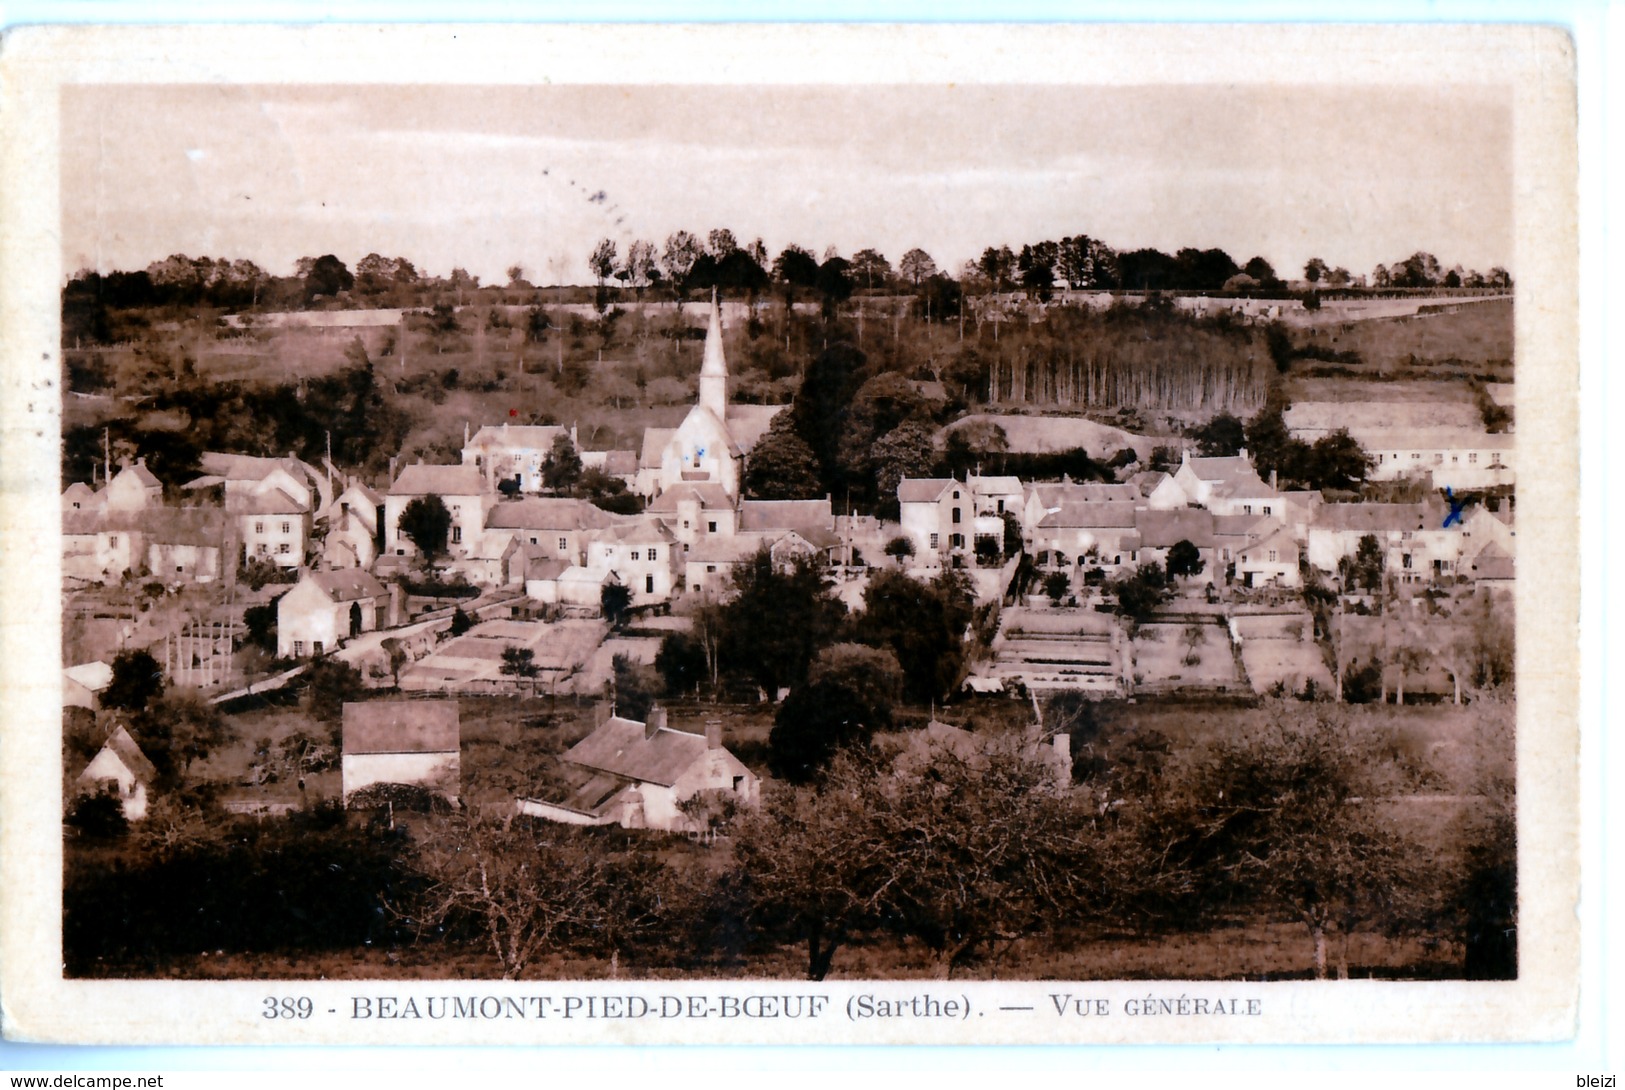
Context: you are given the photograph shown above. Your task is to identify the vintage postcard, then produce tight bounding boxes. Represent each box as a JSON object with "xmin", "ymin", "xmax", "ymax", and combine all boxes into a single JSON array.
[{"xmin": 0, "ymin": 22, "xmax": 1579, "ymax": 1046}]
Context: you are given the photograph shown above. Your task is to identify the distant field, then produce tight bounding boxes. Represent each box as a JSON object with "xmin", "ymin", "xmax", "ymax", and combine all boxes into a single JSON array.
[
  {"xmin": 1281, "ymin": 376, "xmax": 1482, "ymax": 406},
  {"xmin": 1292, "ymin": 298, "xmax": 1513, "ymax": 377}
]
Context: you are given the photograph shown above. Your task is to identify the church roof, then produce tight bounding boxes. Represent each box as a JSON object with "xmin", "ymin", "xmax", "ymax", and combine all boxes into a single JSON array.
[
  {"xmin": 639, "ymin": 428, "xmax": 676, "ymax": 470},
  {"xmin": 724, "ymin": 404, "xmax": 786, "ymax": 453}
]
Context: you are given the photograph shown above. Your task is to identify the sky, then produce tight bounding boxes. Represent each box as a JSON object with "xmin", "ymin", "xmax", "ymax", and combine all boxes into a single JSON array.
[{"xmin": 60, "ymin": 82, "xmax": 1513, "ymax": 287}]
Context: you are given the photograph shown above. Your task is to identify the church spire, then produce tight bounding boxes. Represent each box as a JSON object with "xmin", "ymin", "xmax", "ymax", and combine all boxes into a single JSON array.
[{"xmin": 699, "ymin": 287, "xmax": 728, "ymax": 419}]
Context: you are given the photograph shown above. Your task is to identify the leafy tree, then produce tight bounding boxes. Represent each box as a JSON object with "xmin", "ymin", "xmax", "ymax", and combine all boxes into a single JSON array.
[
  {"xmin": 1304, "ymin": 257, "xmax": 1329, "ymax": 283},
  {"xmin": 623, "ymin": 240, "xmax": 658, "ymax": 297},
  {"xmin": 1343, "ymin": 533, "xmax": 1385, "ymax": 593},
  {"xmin": 807, "ymin": 643, "xmax": 901, "ymax": 729},
  {"xmin": 66, "ymin": 792, "xmax": 129, "ymax": 839},
  {"xmin": 789, "ymin": 342, "xmax": 869, "ymax": 497},
  {"xmin": 611, "ymin": 652, "xmax": 658, "ymax": 721},
  {"xmin": 600, "ymin": 582, "xmax": 633, "ymax": 627},
  {"xmin": 742, "ymin": 416, "xmax": 823, "ymax": 500},
  {"xmin": 1042, "ymin": 570, "xmax": 1070, "ymax": 605},
  {"xmin": 655, "ymin": 632, "xmax": 708, "ymax": 697},
  {"xmin": 302, "ymin": 254, "xmax": 353, "ymax": 303},
  {"xmin": 499, "ymin": 645, "xmax": 540, "ymax": 695},
  {"xmin": 302, "ymin": 658, "xmax": 365, "ymax": 723},
  {"xmin": 773, "ymin": 245, "xmax": 821, "ymax": 290},
  {"xmin": 398, "ymin": 495, "xmax": 453, "ymax": 560},
  {"xmin": 1166, "ymin": 539, "xmax": 1206, "ymax": 579},
  {"xmin": 1305, "ymin": 429, "xmax": 1372, "ymax": 491},
  {"xmin": 815, "ymin": 257, "xmax": 853, "ymax": 317},
  {"xmin": 132, "ymin": 690, "xmax": 229, "ymax": 786},
  {"xmin": 541, "ymin": 433, "xmax": 584, "ymax": 494},
  {"xmin": 898, "ymin": 248, "xmax": 937, "ymax": 287},
  {"xmin": 1191, "ymin": 411, "xmax": 1247, "ymax": 457},
  {"xmin": 720, "ymin": 550, "xmax": 846, "ymax": 697},
  {"xmin": 588, "ymin": 238, "xmax": 618, "ymax": 293},
  {"xmin": 869, "ymin": 418, "xmax": 940, "ymax": 509},
  {"xmin": 1111, "ymin": 563, "xmax": 1170, "ymax": 626},
  {"xmin": 883, "ymin": 535, "xmax": 916, "ymax": 567},
  {"xmin": 849, "ymin": 248, "xmax": 892, "ymax": 290},
  {"xmin": 1242, "ymin": 255, "xmax": 1279, "ymax": 287},
  {"xmin": 767, "ymin": 678, "xmax": 880, "ymax": 783},
  {"xmin": 103, "ymin": 649, "xmax": 165, "ymax": 712},
  {"xmin": 449, "ymin": 606, "xmax": 474, "ymax": 636},
  {"xmin": 662, "ymin": 231, "xmax": 703, "ymax": 298},
  {"xmin": 855, "ymin": 568, "xmax": 974, "ymax": 704}
]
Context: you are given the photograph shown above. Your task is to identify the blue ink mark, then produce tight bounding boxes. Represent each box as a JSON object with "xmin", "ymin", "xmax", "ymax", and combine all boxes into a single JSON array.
[{"xmin": 1443, "ymin": 488, "xmax": 1466, "ymax": 528}]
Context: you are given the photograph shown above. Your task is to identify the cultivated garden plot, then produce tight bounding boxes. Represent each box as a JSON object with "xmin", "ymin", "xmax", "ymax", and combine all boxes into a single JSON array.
[{"xmin": 1130, "ymin": 622, "xmax": 1240, "ymax": 689}]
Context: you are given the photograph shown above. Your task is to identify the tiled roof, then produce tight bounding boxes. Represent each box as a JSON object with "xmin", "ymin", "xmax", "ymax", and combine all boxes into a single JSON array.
[
  {"xmin": 391, "ymin": 462, "xmax": 486, "ymax": 496},
  {"xmin": 466, "ymin": 424, "xmax": 566, "ymax": 449},
  {"xmin": 486, "ymin": 497, "xmax": 614, "ymax": 531},
  {"xmin": 117, "ymin": 462, "xmax": 162, "ymax": 488},
  {"xmin": 646, "ymin": 482, "xmax": 735, "ymax": 513},
  {"xmin": 311, "ymin": 568, "xmax": 387, "ymax": 601},
  {"xmin": 1036, "ymin": 501, "xmax": 1138, "ymax": 529},
  {"xmin": 342, "ymin": 700, "xmax": 460, "ymax": 755},
  {"xmin": 231, "ymin": 489, "xmax": 308, "ymax": 516},
  {"xmin": 725, "ymin": 403, "xmax": 786, "ymax": 452},
  {"xmin": 639, "ymin": 428, "xmax": 676, "ymax": 469},
  {"xmin": 686, "ymin": 532, "xmax": 775, "ymax": 564},
  {"xmin": 1312, "ymin": 502, "xmax": 1430, "ymax": 534},
  {"xmin": 896, "ymin": 478, "xmax": 958, "ymax": 504},
  {"xmin": 1134, "ymin": 508, "xmax": 1217, "ymax": 548},
  {"xmin": 562, "ymin": 716, "xmax": 711, "ymax": 788},
  {"xmin": 738, "ymin": 498, "xmax": 834, "ymax": 536},
  {"xmin": 91, "ymin": 725, "xmax": 157, "ymax": 783}
]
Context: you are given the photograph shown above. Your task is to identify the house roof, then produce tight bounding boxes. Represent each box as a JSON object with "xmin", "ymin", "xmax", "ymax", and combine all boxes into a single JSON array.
[
  {"xmin": 390, "ymin": 462, "xmax": 486, "ymax": 497},
  {"xmin": 1135, "ymin": 508, "xmax": 1216, "ymax": 548},
  {"xmin": 310, "ymin": 567, "xmax": 387, "ymax": 601},
  {"xmin": 525, "ymin": 557, "xmax": 571, "ymax": 581},
  {"xmin": 1212, "ymin": 513, "xmax": 1273, "ymax": 539},
  {"xmin": 1312, "ymin": 502, "xmax": 1429, "ymax": 534},
  {"xmin": 1469, "ymin": 542, "xmax": 1515, "ymax": 580},
  {"xmin": 1184, "ymin": 454, "xmax": 1262, "ymax": 486},
  {"xmin": 465, "ymin": 424, "xmax": 566, "ymax": 450},
  {"xmin": 64, "ymin": 661, "xmax": 114, "ymax": 691},
  {"xmin": 1283, "ymin": 401, "xmax": 1482, "ymax": 435},
  {"xmin": 133, "ymin": 507, "xmax": 227, "ymax": 547},
  {"xmin": 62, "ymin": 482, "xmax": 100, "ymax": 504},
  {"xmin": 486, "ymin": 497, "xmax": 614, "ymax": 531},
  {"xmin": 534, "ymin": 763, "xmax": 636, "ymax": 819},
  {"xmin": 600, "ymin": 517, "xmax": 674, "ymax": 544},
  {"xmin": 62, "ymin": 509, "xmax": 102, "ymax": 535},
  {"xmin": 598, "ymin": 449, "xmax": 640, "ymax": 476},
  {"xmin": 232, "ymin": 489, "xmax": 308, "ymax": 516},
  {"xmin": 896, "ymin": 477, "xmax": 959, "ymax": 504},
  {"xmin": 646, "ymin": 481, "xmax": 735, "ymax": 513},
  {"xmin": 971, "ymin": 474, "xmax": 1024, "ymax": 496},
  {"xmin": 738, "ymin": 498, "xmax": 834, "ymax": 536},
  {"xmin": 115, "ymin": 462, "xmax": 163, "ymax": 489},
  {"xmin": 1239, "ymin": 526, "xmax": 1298, "ymax": 557},
  {"xmin": 1028, "ymin": 481, "xmax": 1139, "ymax": 508},
  {"xmin": 342, "ymin": 700, "xmax": 460, "ymax": 755},
  {"xmin": 562, "ymin": 716, "xmax": 713, "ymax": 788},
  {"xmin": 1349, "ymin": 427, "xmax": 1515, "ymax": 451},
  {"xmin": 639, "ymin": 427, "xmax": 676, "ymax": 469},
  {"xmin": 686, "ymin": 532, "xmax": 775, "ymax": 564},
  {"xmin": 1036, "ymin": 500, "xmax": 1138, "ymax": 529},
  {"xmin": 82, "ymin": 725, "xmax": 158, "ymax": 784}
]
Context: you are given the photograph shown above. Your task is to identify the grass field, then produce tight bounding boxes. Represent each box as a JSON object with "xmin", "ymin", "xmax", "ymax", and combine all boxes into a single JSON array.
[{"xmin": 1292, "ymin": 299, "xmax": 1513, "ymax": 377}]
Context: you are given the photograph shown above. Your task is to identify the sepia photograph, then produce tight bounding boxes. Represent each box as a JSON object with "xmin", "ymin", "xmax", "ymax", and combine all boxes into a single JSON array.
[{"xmin": 0, "ymin": 22, "xmax": 1581, "ymax": 1047}]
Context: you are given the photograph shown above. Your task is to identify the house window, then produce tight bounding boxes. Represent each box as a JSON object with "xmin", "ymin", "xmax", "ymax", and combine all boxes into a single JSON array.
[
  {"xmin": 1469, "ymin": 452, "xmax": 1479, "ymax": 464},
  {"xmin": 175, "ymin": 565, "xmax": 183, "ymax": 573},
  {"xmin": 452, "ymin": 526, "xmax": 462, "ymax": 544},
  {"xmin": 683, "ymin": 520, "xmax": 691, "ymax": 529},
  {"xmin": 293, "ymin": 640, "xmax": 305, "ymax": 656},
  {"xmin": 281, "ymin": 521, "xmax": 291, "ymax": 534},
  {"xmin": 1451, "ymin": 455, "xmax": 1459, "ymax": 463},
  {"xmin": 1402, "ymin": 554, "xmax": 1413, "ymax": 569},
  {"xmin": 951, "ymin": 533, "xmax": 965, "ymax": 549},
  {"xmin": 1490, "ymin": 454, "xmax": 1503, "ymax": 466},
  {"xmin": 559, "ymin": 537, "xmax": 568, "ymax": 550},
  {"xmin": 1262, "ymin": 505, "xmax": 1272, "ymax": 515},
  {"xmin": 1243, "ymin": 504, "xmax": 1253, "ymax": 515},
  {"xmin": 314, "ymin": 641, "xmax": 324, "ymax": 655},
  {"xmin": 255, "ymin": 521, "xmax": 265, "ymax": 534},
  {"xmin": 530, "ymin": 536, "xmax": 538, "ymax": 545},
  {"xmin": 108, "ymin": 535, "xmax": 118, "ymax": 547},
  {"xmin": 996, "ymin": 499, "xmax": 1005, "ymax": 513},
  {"xmin": 708, "ymin": 520, "xmax": 718, "ymax": 533},
  {"xmin": 953, "ymin": 491, "xmax": 960, "ymax": 499},
  {"xmin": 646, "ymin": 574, "xmax": 655, "ymax": 594},
  {"xmin": 929, "ymin": 533, "xmax": 940, "ymax": 549},
  {"xmin": 631, "ymin": 550, "xmax": 640, "ymax": 561},
  {"xmin": 1267, "ymin": 549, "xmax": 1278, "ymax": 562},
  {"xmin": 1411, "ymin": 453, "xmax": 1421, "ymax": 461},
  {"xmin": 647, "ymin": 547, "xmax": 657, "ymax": 561},
  {"xmin": 1434, "ymin": 453, "xmax": 1444, "ymax": 464},
  {"xmin": 706, "ymin": 564, "xmax": 717, "ymax": 573},
  {"xmin": 952, "ymin": 507, "xmax": 961, "ymax": 524},
  {"xmin": 1377, "ymin": 454, "xmax": 1384, "ymax": 464},
  {"xmin": 278, "ymin": 543, "xmax": 290, "ymax": 554}
]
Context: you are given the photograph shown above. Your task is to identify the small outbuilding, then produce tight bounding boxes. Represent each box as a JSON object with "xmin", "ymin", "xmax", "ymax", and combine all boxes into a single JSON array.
[
  {"xmin": 341, "ymin": 699, "xmax": 461, "ymax": 806},
  {"xmin": 76, "ymin": 725, "xmax": 158, "ymax": 821}
]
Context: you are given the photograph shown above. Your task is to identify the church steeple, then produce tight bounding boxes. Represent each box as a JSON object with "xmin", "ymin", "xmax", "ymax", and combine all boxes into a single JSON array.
[{"xmin": 699, "ymin": 288, "xmax": 728, "ymax": 420}]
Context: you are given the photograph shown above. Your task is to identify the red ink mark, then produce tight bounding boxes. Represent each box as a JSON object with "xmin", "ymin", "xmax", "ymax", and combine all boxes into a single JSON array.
[{"xmin": 510, "ymin": 408, "xmax": 519, "ymax": 417}]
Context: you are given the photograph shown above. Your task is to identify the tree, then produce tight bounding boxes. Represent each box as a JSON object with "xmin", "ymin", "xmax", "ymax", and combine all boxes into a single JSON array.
[
  {"xmin": 884, "ymin": 535, "xmax": 916, "ymax": 567},
  {"xmin": 1242, "ymin": 255, "xmax": 1279, "ymax": 287},
  {"xmin": 449, "ymin": 606, "xmax": 474, "ymax": 637},
  {"xmin": 767, "ymin": 678, "xmax": 882, "ymax": 783},
  {"xmin": 66, "ymin": 792, "xmax": 129, "ymax": 839},
  {"xmin": 654, "ymin": 632, "xmax": 708, "ymax": 697},
  {"xmin": 1174, "ymin": 707, "xmax": 1428, "ymax": 978},
  {"xmin": 1042, "ymin": 570, "xmax": 1070, "ymax": 605},
  {"xmin": 1305, "ymin": 429, "xmax": 1372, "ymax": 491},
  {"xmin": 303, "ymin": 658, "xmax": 365, "ymax": 723},
  {"xmin": 600, "ymin": 581, "xmax": 632, "ymax": 627},
  {"xmin": 850, "ymin": 248, "xmax": 892, "ymax": 290},
  {"xmin": 302, "ymin": 254, "xmax": 353, "ymax": 303},
  {"xmin": 1111, "ymin": 563, "xmax": 1170, "ymax": 626},
  {"xmin": 1166, "ymin": 539, "xmax": 1206, "ymax": 579},
  {"xmin": 499, "ymin": 645, "xmax": 540, "ymax": 695},
  {"xmin": 807, "ymin": 643, "xmax": 901, "ymax": 729},
  {"xmin": 720, "ymin": 551, "xmax": 846, "ymax": 697},
  {"xmin": 742, "ymin": 415, "xmax": 823, "ymax": 500},
  {"xmin": 773, "ymin": 245, "xmax": 821, "ymax": 291},
  {"xmin": 815, "ymin": 257, "xmax": 853, "ymax": 317},
  {"xmin": 611, "ymin": 652, "xmax": 658, "ymax": 721},
  {"xmin": 398, "ymin": 495, "xmax": 453, "ymax": 560},
  {"xmin": 1303, "ymin": 257, "xmax": 1329, "ymax": 284},
  {"xmin": 707, "ymin": 228, "xmax": 739, "ymax": 258},
  {"xmin": 588, "ymin": 238, "xmax": 618, "ymax": 291},
  {"xmin": 898, "ymin": 248, "xmax": 937, "ymax": 288},
  {"xmin": 102, "ymin": 649, "xmax": 165, "ymax": 712},
  {"xmin": 623, "ymin": 239, "xmax": 658, "ymax": 298},
  {"xmin": 869, "ymin": 418, "xmax": 940, "ymax": 509},
  {"xmin": 540, "ymin": 433, "xmax": 583, "ymax": 494},
  {"xmin": 977, "ymin": 246, "xmax": 1016, "ymax": 292},
  {"xmin": 132, "ymin": 690, "xmax": 229, "ymax": 786},
  {"xmin": 855, "ymin": 568, "xmax": 974, "ymax": 704},
  {"xmin": 1181, "ymin": 620, "xmax": 1206, "ymax": 666},
  {"xmin": 406, "ymin": 814, "xmax": 663, "ymax": 979},
  {"xmin": 1345, "ymin": 533, "xmax": 1385, "ymax": 593},
  {"xmin": 1191, "ymin": 411, "xmax": 1247, "ymax": 458}
]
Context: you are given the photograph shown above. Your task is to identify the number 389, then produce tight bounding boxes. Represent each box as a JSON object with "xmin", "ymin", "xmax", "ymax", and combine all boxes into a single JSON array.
[{"xmin": 262, "ymin": 996, "xmax": 313, "ymax": 1019}]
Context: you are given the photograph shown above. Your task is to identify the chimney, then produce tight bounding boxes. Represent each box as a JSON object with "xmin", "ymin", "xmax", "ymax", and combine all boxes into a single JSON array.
[
  {"xmin": 1269, "ymin": 469, "xmax": 1278, "ymax": 491},
  {"xmin": 704, "ymin": 720, "xmax": 722, "ymax": 750},
  {"xmin": 594, "ymin": 701, "xmax": 613, "ymax": 729},
  {"xmin": 645, "ymin": 705, "xmax": 668, "ymax": 739},
  {"xmin": 1239, "ymin": 446, "xmax": 1249, "ymax": 462}
]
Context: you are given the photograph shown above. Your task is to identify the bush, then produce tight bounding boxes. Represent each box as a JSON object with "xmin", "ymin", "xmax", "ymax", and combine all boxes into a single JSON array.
[{"xmin": 65, "ymin": 792, "xmax": 129, "ymax": 839}]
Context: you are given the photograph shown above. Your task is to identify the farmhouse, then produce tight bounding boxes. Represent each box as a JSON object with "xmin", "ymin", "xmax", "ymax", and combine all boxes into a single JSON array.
[
  {"xmin": 103, "ymin": 459, "xmax": 163, "ymax": 513},
  {"xmin": 320, "ymin": 478, "xmax": 385, "ymax": 570},
  {"xmin": 517, "ymin": 706, "xmax": 758, "ymax": 834},
  {"xmin": 484, "ymin": 496, "xmax": 615, "ymax": 566},
  {"xmin": 1360, "ymin": 427, "xmax": 1514, "ymax": 490},
  {"xmin": 461, "ymin": 422, "xmax": 569, "ymax": 493},
  {"xmin": 1029, "ymin": 501, "xmax": 1139, "ymax": 571},
  {"xmin": 341, "ymin": 699, "xmax": 460, "ymax": 805},
  {"xmin": 276, "ymin": 568, "xmax": 395, "ymax": 658},
  {"xmin": 897, "ymin": 477, "xmax": 970, "ymax": 563},
  {"xmin": 76, "ymin": 725, "xmax": 158, "ymax": 821},
  {"xmin": 63, "ymin": 661, "xmax": 114, "ymax": 711},
  {"xmin": 385, "ymin": 462, "xmax": 492, "ymax": 560},
  {"xmin": 1235, "ymin": 526, "xmax": 1302, "ymax": 589}
]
